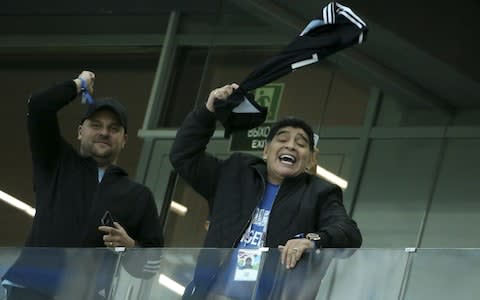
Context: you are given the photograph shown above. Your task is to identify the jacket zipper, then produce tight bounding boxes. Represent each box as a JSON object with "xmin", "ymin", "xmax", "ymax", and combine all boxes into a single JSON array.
[{"xmin": 230, "ymin": 168, "xmax": 266, "ymax": 248}]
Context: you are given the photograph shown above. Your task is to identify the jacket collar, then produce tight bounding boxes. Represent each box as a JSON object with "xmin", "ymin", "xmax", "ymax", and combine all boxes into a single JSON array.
[
  {"xmin": 84, "ymin": 156, "xmax": 128, "ymax": 177},
  {"xmin": 251, "ymin": 160, "xmax": 309, "ymax": 187},
  {"xmin": 105, "ymin": 164, "xmax": 128, "ymax": 177}
]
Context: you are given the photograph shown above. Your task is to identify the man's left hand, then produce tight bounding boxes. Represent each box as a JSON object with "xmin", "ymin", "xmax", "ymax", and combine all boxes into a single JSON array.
[
  {"xmin": 279, "ymin": 238, "xmax": 314, "ymax": 269},
  {"xmin": 98, "ymin": 222, "xmax": 136, "ymax": 248}
]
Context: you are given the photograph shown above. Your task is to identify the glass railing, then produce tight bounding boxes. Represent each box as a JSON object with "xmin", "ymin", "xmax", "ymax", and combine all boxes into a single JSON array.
[{"xmin": 0, "ymin": 248, "xmax": 479, "ymax": 300}]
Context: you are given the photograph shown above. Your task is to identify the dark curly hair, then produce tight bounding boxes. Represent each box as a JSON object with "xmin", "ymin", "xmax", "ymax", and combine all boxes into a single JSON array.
[{"xmin": 266, "ymin": 117, "xmax": 315, "ymax": 150}]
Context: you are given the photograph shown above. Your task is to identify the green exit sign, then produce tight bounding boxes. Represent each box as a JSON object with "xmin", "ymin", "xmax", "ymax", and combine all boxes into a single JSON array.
[
  {"xmin": 230, "ymin": 123, "xmax": 273, "ymax": 152},
  {"xmin": 254, "ymin": 83, "xmax": 284, "ymax": 122}
]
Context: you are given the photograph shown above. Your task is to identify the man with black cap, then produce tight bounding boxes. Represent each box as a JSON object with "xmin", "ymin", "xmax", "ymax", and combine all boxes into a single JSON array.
[
  {"xmin": 170, "ymin": 84, "xmax": 361, "ymax": 299},
  {"xmin": 2, "ymin": 71, "xmax": 163, "ymax": 300}
]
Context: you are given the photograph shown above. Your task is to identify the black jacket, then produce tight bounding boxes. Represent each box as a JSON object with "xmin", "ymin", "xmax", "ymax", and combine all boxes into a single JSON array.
[
  {"xmin": 3, "ymin": 80, "xmax": 163, "ymax": 296},
  {"xmin": 170, "ymin": 106, "xmax": 361, "ymax": 299},
  {"xmin": 25, "ymin": 80, "xmax": 163, "ymax": 248},
  {"xmin": 170, "ymin": 106, "xmax": 361, "ymax": 249}
]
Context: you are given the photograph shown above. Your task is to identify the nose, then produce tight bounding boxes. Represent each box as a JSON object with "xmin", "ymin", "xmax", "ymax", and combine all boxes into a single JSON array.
[
  {"xmin": 99, "ymin": 126, "xmax": 110, "ymax": 136},
  {"xmin": 285, "ymin": 139, "xmax": 296, "ymax": 150}
]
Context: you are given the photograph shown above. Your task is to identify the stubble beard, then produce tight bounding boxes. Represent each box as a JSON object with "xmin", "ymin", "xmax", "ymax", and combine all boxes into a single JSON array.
[{"xmin": 80, "ymin": 142, "xmax": 115, "ymax": 166}]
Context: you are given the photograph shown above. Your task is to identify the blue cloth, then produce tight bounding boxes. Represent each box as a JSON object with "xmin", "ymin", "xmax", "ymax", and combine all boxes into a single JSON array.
[
  {"xmin": 79, "ymin": 78, "xmax": 95, "ymax": 104},
  {"xmin": 238, "ymin": 182, "xmax": 279, "ymax": 249},
  {"xmin": 210, "ymin": 183, "xmax": 279, "ymax": 299}
]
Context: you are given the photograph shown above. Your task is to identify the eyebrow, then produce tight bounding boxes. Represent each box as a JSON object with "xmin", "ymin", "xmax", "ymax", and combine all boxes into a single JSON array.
[
  {"xmin": 89, "ymin": 119, "xmax": 121, "ymax": 127},
  {"xmin": 276, "ymin": 130, "xmax": 309, "ymax": 143},
  {"xmin": 275, "ymin": 130, "xmax": 290, "ymax": 137},
  {"xmin": 295, "ymin": 134, "xmax": 309, "ymax": 143}
]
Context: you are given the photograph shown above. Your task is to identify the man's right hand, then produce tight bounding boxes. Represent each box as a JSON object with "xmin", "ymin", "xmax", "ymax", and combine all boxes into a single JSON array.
[
  {"xmin": 73, "ymin": 70, "xmax": 95, "ymax": 95},
  {"xmin": 206, "ymin": 83, "xmax": 239, "ymax": 112}
]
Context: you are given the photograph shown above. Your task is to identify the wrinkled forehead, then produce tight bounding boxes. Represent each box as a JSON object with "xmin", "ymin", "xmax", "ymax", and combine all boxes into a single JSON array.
[{"xmin": 274, "ymin": 126, "xmax": 309, "ymax": 139}]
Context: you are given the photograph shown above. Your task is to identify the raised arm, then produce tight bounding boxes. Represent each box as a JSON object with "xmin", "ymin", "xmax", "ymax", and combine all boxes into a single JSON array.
[
  {"xmin": 169, "ymin": 84, "xmax": 238, "ymax": 203},
  {"xmin": 28, "ymin": 71, "xmax": 95, "ymax": 168}
]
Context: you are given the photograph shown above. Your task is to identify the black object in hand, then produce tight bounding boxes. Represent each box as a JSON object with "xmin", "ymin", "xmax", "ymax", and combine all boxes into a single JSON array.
[{"xmin": 101, "ymin": 210, "xmax": 115, "ymax": 227}]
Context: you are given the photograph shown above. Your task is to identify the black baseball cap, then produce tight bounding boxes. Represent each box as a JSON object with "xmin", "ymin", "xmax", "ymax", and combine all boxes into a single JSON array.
[{"xmin": 80, "ymin": 98, "xmax": 128, "ymax": 133}]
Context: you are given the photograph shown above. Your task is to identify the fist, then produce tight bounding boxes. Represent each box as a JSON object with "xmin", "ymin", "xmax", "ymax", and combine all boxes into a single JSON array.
[
  {"xmin": 74, "ymin": 70, "xmax": 95, "ymax": 94},
  {"xmin": 206, "ymin": 83, "xmax": 239, "ymax": 112}
]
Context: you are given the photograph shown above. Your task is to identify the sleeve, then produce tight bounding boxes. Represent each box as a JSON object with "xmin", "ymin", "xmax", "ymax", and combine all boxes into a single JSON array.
[
  {"xmin": 169, "ymin": 106, "xmax": 223, "ymax": 206},
  {"xmin": 27, "ymin": 80, "xmax": 79, "ymax": 170},
  {"xmin": 316, "ymin": 185, "xmax": 362, "ymax": 248},
  {"xmin": 134, "ymin": 187, "xmax": 164, "ymax": 247}
]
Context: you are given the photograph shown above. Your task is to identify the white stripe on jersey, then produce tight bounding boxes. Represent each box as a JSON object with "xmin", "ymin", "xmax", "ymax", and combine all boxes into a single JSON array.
[
  {"xmin": 339, "ymin": 11, "xmax": 365, "ymax": 30},
  {"xmin": 335, "ymin": 2, "xmax": 367, "ymax": 27}
]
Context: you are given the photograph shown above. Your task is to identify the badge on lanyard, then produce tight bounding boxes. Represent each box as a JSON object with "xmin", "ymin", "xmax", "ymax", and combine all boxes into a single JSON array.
[{"xmin": 234, "ymin": 248, "xmax": 263, "ymax": 281}]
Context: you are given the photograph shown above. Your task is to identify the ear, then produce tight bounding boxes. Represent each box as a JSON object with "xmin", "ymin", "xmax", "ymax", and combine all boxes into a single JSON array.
[
  {"xmin": 262, "ymin": 144, "xmax": 269, "ymax": 160},
  {"xmin": 122, "ymin": 133, "xmax": 128, "ymax": 149},
  {"xmin": 77, "ymin": 125, "xmax": 83, "ymax": 140},
  {"xmin": 306, "ymin": 148, "xmax": 318, "ymax": 173}
]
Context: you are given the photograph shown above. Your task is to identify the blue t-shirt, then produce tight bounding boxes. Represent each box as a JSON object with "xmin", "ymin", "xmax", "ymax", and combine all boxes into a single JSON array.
[
  {"xmin": 238, "ymin": 182, "xmax": 279, "ymax": 249},
  {"xmin": 210, "ymin": 182, "xmax": 280, "ymax": 299}
]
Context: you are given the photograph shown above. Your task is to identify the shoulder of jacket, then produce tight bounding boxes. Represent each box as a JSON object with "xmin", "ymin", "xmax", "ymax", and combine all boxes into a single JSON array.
[
  {"xmin": 308, "ymin": 174, "xmax": 341, "ymax": 191},
  {"xmin": 122, "ymin": 179, "xmax": 154, "ymax": 198},
  {"xmin": 228, "ymin": 152, "xmax": 263, "ymax": 165}
]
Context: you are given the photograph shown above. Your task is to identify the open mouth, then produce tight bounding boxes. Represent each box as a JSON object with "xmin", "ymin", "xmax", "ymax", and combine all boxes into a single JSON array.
[{"xmin": 279, "ymin": 154, "xmax": 296, "ymax": 165}]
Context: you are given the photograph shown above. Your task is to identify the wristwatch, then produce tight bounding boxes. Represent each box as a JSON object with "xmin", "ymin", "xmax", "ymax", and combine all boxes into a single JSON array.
[{"xmin": 306, "ymin": 233, "xmax": 322, "ymax": 248}]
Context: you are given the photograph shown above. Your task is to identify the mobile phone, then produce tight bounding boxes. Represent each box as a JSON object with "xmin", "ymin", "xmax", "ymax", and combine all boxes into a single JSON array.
[{"xmin": 101, "ymin": 210, "xmax": 115, "ymax": 227}]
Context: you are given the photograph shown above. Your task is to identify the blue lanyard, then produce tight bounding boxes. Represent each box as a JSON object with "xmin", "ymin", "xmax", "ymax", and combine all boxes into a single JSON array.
[{"xmin": 79, "ymin": 77, "xmax": 95, "ymax": 104}]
